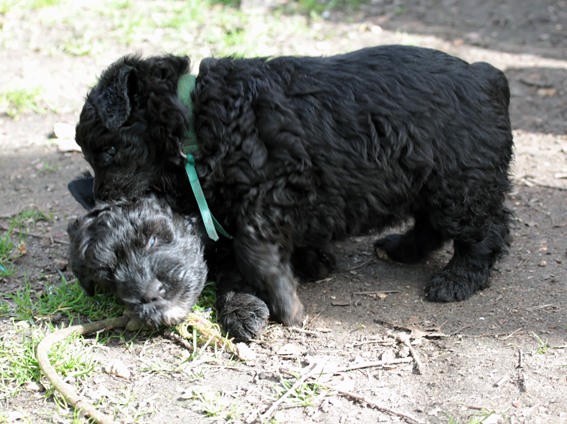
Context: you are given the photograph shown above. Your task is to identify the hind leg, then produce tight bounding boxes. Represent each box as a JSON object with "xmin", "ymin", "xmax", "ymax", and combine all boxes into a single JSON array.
[
  {"xmin": 425, "ymin": 209, "xmax": 511, "ymax": 302},
  {"xmin": 375, "ymin": 216, "xmax": 447, "ymax": 264}
]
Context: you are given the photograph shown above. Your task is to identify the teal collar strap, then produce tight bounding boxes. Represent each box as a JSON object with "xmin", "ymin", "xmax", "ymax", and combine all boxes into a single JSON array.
[{"xmin": 177, "ymin": 73, "xmax": 231, "ymax": 241}]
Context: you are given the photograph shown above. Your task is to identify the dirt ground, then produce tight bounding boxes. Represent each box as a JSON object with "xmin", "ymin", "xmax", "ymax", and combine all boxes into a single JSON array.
[{"xmin": 1, "ymin": 0, "xmax": 566, "ymax": 423}]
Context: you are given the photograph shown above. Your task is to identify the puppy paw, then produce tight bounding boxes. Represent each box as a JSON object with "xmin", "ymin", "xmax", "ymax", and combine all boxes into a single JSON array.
[
  {"xmin": 219, "ymin": 292, "xmax": 270, "ymax": 342},
  {"xmin": 424, "ymin": 270, "xmax": 477, "ymax": 302}
]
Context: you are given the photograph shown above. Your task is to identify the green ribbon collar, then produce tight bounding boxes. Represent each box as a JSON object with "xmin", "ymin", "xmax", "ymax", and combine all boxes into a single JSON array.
[{"xmin": 177, "ymin": 73, "xmax": 231, "ymax": 241}]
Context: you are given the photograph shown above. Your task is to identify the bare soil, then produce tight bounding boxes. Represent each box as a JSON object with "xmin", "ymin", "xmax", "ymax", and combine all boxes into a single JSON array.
[{"xmin": 1, "ymin": 1, "xmax": 566, "ymax": 423}]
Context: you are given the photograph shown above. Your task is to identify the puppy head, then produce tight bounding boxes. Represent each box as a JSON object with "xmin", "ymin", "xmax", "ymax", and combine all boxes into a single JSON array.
[
  {"xmin": 67, "ymin": 195, "xmax": 208, "ymax": 326},
  {"xmin": 76, "ymin": 54, "xmax": 191, "ymax": 201}
]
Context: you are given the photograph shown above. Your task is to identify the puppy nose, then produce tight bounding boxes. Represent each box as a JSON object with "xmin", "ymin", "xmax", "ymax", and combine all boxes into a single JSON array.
[{"xmin": 144, "ymin": 280, "xmax": 165, "ymax": 303}]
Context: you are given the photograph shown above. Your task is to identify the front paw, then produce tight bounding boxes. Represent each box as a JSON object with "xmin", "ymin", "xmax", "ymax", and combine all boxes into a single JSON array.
[
  {"xmin": 219, "ymin": 292, "xmax": 270, "ymax": 342},
  {"xmin": 424, "ymin": 270, "xmax": 476, "ymax": 302}
]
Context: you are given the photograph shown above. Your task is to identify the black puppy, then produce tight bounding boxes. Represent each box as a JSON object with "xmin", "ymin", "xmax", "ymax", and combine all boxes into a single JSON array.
[{"xmin": 74, "ymin": 45, "xmax": 514, "ymax": 337}]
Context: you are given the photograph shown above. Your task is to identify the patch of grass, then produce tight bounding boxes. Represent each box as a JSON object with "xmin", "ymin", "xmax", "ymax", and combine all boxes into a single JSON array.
[
  {"xmin": 62, "ymin": 31, "xmax": 105, "ymax": 57},
  {"xmin": 279, "ymin": 0, "xmax": 365, "ymax": 16},
  {"xmin": 40, "ymin": 162, "xmax": 60, "ymax": 173},
  {"xmin": 183, "ymin": 387, "xmax": 246, "ymax": 420},
  {"xmin": 0, "ymin": 0, "xmax": 61, "ymax": 13},
  {"xmin": 3, "ymin": 0, "xmax": 321, "ymax": 61},
  {"xmin": 11, "ymin": 207, "xmax": 53, "ymax": 229},
  {"xmin": 0, "ymin": 223, "xmax": 25, "ymax": 278},
  {"xmin": 0, "ymin": 321, "xmax": 97, "ymax": 402},
  {"xmin": 0, "ymin": 322, "xmax": 44, "ymax": 397},
  {"xmin": 97, "ymin": 0, "xmax": 312, "ymax": 57},
  {"xmin": 272, "ymin": 370, "xmax": 327, "ymax": 408},
  {"xmin": 443, "ymin": 409, "xmax": 508, "ymax": 424},
  {"xmin": 1, "ymin": 272, "xmax": 123, "ymax": 323},
  {"xmin": 48, "ymin": 333, "xmax": 96, "ymax": 381},
  {"xmin": 97, "ymin": 387, "xmax": 154, "ymax": 422},
  {"xmin": 192, "ymin": 282, "xmax": 217, "ymax": 318},
  {"xmin": 19, "ymin": 0, "xmax": 62, "ymax": 9},
  {"xmin": 0, "ymin": 87, "xmax": 47, "ymax": 118},
  {"xmin": 393, "ymin": 4, "xmax": 406, "ymax": 15},
  {"xmin": 531, "ymin": 331, "xmax": 564, "ymax": 354},
  {"xmin": 532, "ymin": 332, "xmax": 550, "ymax": 354},
  {"xmin": 0, "ymin": 300, "xmax": 9, "ymax": 316}
]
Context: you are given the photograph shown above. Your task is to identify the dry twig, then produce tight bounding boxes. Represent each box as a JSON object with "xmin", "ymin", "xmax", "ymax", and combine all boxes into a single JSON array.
[
  {"xmin": 163, "ymin": 331, "xmax": 195, "ymax": 352},
  {"xmin": 323, "ymin": 384, "xmax": 426, "ymax": 424},
  {"xmin": 522, "ymin": 177, "xmax": 567, "ymax": 191},
  {"xmin": 331, "ymin": 357, "xmax": 413, "ymax": 374},
  {"xmin": 343, "ymin": 258, "xmax": 376, "ymax": 271},
  {"xmin": 394, "ymin": 333, "xmax": 425, "ymax": 374},
  {"xmin": 286, "ymin": 327, "xmax": 321, "ymax": 337},
  {"xmin": 353, "ymin": 290, "xmax": 400, "ymax": 296},
  {"xmin": 36, "ymin": 316, "xmax": 131, "ymax": 424}
]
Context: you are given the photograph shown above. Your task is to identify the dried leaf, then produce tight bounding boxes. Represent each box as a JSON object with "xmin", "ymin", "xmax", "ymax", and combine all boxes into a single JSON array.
[
  {"xmin": 17, "ymin": 242, "xmax": 26, "ymax": 255},
  {"xmin": 53, "ymin": 258, "xmax": 67, "ymax": 271},
  {"xmin": 277, "ymin": 343, "xmax": 303, "ymax": 357},
  {"xmin": 24, "ymin": 381, "xmax": 43, "ymax": 392},
  {"xmin": 236, "ymin": 342, "xmax": 256, "ymax": 361},
  {"xmin": 331, "ymin": 301, "xmax": 350, "ymax": 306},
  {"xmin": 104, "ymin": 359, "xmax": 131, "ymax": 379},
  {"xmin": 537, "ymin": 88, "xmax": 557, "ymax": 97}
]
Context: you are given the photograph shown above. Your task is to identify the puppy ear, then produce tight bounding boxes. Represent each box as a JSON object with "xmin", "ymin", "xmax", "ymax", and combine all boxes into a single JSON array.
[
  {"xmin": 94, "ymin": 65, "xmax": 138, "ymax": 131},
  {"xmin": 67, "ymin": 218, "xmax": 96, "ymax": 296},
  {"xmin": 155, "ymin": 55, "xmax": 190, "ymax": 81},
  {"xmin": 68, "ymin": 173, "xmax": 96, "ymax": 210}
]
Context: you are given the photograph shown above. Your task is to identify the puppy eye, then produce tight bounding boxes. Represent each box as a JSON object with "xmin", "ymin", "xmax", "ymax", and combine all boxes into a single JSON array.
[
  {"xmin": 148, "ymin": 236, "xmax": 156, "ymax": 248},
  {"xmin": 107, "ymin": 146, "xmax": 116, "ymax": 155}
]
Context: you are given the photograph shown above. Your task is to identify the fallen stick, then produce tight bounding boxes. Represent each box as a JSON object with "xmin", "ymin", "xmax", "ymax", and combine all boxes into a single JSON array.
[
  {"xmin": 523, "ymin": 177, "xmax": 567, "ymax": 191},
  {"xmin": 502, "ymin": 328, "xmax": 523, "ymax": 340},
  {"xmin": 331, "ymin": 357, "xmax": 413, "ymax": 374},
  {"xmin": 323, "ymin": 384, "xmax": 426, "ymax": 424},
  {"xmin": 163, "ymin": 330, "xmax": 195, "ymax": 352},
  {"xmin": 36, "ymin": 316, "xmax": 131, "ymax": 424},
  {"xmin": 395, "ymin": 333, "xmax": 425, "ymax": 375},
  {"xmin": 343, "ymin": 259, "xmax": 376, "ymax": 271},
  {"xmin": 286, "ymin": 327, "xmax": 321, "ymax": 337}
]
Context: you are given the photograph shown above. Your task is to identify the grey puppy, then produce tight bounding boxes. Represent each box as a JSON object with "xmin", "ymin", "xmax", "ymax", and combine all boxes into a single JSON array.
[{"xmin": 67, "ymin": 194, "xmax": 208, "ymax": 326}]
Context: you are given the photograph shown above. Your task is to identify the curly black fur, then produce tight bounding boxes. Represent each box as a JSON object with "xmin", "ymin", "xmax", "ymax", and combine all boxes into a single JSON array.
[
  {"xmin": 67, "ymin": 194, "xmax": 208, "ymax": 327},
  {"xmin": 74, "ymin": 45, "xmax": 514, "ymax": 341}
]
